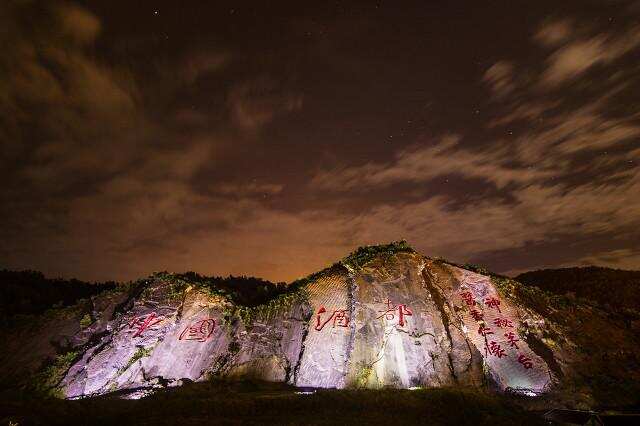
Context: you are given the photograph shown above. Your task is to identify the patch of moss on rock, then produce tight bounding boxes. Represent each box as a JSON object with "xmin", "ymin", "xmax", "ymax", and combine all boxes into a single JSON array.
[
  {"xmin": 79, "ymin": 313, "xmax": 93, "ymax": 328},
  {"xmin": 353, "ymin": 363, "xmax": 374, "ymax": 388},
  {"xmin": 118, "ymin": 346, "xmax": 154, "ymax": 376},
  {"xmin": 31, "ymin": 350, "xmax": 79, "ymax": 398},
  {"xmin": 234, "ymin": 285, "xmax": 309, "ymax": 325}
]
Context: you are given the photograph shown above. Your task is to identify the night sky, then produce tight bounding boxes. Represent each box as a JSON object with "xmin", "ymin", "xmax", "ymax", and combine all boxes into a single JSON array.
[{"xmin": 2, "ymin": 0, "xmax": 639, "ymax": 283}]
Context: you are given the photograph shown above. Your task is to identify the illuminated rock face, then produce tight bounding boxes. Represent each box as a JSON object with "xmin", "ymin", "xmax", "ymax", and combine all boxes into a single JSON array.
[
  {"xmin": 295, "ymin": 268, "xmax": 354, "ymax": 388},
  {"xmin": 62, "ymin": 282, "xmax": 233, "ymax": 397},
  {"xmin": 427, "ymin": 262, "xmax": 552, "ymax": 394},
  {"xmin": 295, "ymin": 253, "xmax": 550, "ymax": 392},
  {"xmin": 62, "ymin": 281, "xmax": 310, "ymax": 397},
  {"xmin": 220, "ymin": 296, "xmax": 309, "ymax": 383},
  {"xmin": 57, "ymin": 251, "xmax": 554, "ymax": 398},
  {"xmin": 343, "ymin": 254, "xmax": 484, "ymax": 389}
]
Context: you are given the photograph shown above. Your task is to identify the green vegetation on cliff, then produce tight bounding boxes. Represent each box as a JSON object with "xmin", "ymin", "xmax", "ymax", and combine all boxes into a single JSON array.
[
  {"xmin": 150, "ymin": 271, "xmax": 311, "ymax": 325},
  {"xmin": 341, "ymin": 240, "xmax": 415, "ymax": 271},
  {"xmin": 118, "ymin": 347, "xmax": 153, "ymax": 376},
  {"xmin": 31, "ymin": 350, "xmax": 79, "ymax": 398},
  {"xmin": 152, "ymin": 241, "xmax": 414, "ymax": 323},
  {"xmin": 428, "ymin": 259, "xmax": 576, "ymax": 314},
  {"xmin": 152, "ymin": 271, "xmax": 290, "ymax": 307}
]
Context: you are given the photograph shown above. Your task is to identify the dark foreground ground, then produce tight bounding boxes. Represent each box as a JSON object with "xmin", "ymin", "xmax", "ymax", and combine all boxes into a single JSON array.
[{"xmin": 0, "ymin": 381, "xmax": 547, "ymax": 426}]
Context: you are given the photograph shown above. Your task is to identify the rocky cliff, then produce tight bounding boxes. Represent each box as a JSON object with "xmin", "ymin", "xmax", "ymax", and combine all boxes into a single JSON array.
[{"xmin": 2, "ymin": 242, "xmax": 639, "ymax": 408}]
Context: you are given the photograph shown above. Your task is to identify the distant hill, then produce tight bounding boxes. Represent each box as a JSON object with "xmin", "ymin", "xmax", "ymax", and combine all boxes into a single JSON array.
[
  {"xmin": 0, "ymin": 270, "xmax": 116, "ymax": 321},
  {"xmin": 516, "ymin": 266, "xmax": 640, "ymax": 314}
]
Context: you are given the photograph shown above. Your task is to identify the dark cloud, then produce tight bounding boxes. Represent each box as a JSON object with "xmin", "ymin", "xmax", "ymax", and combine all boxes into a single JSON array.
[
  {"xmin": 182, "ymin": 52, "xmax": 229, "ymax": 85},
  {"xmin": 483, "ymin": 61, "xmax": 516, "ymax": 99},
  {"xmin": 308, "ymin": 8, "xmax": 640, "ymax": 274},
  {"xmin": 528, "ymin": 16, "xmax": 640, "ymax": 89},
  {"xmin": 1, "ymin": 0, "xmax": 639, "ymax": 282},
  {"xmin": 534, "ymin": 19, "xmax": 573, "ymax": 47},
  {"xmin": 55, "ymin": 1, "xmax": 101, "ymax": 44},
  {"xmin": 228, "ymin": 78, "xmax": 303, "ymax": 131}
]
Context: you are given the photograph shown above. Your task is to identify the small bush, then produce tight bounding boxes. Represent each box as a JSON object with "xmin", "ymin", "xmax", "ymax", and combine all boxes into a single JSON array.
[
  {"xmin": 341, "ymin": 240, "xmax": 415, "ymax": 271},
  {"xmin": 79, "ymin": 313, "xmax": 93, "ymax": 328},
  {"xmin": 31, "ymin": 350, "xmax": 79, "ymax": 398}
]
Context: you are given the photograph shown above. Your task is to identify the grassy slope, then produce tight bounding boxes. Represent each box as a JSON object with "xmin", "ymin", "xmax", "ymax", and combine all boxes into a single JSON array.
[{"xmin": 0, "ymin": 380, "xmax": 544, "ymax": 426}]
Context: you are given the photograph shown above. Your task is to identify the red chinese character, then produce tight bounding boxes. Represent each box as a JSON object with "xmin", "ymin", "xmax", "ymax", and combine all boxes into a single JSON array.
[
  {"xmin": 128, "ymin": 312, "xmax": 164, "ymax": 338},
  {"xmin": 504, "ymin": 331, "xmax": 520, "ymax": 349},
  {"xmin": 377, "ymin": 299, "xmax": 413, "ymax": 327},
  {"xmin": 315, "ymin": 306, "xmax": 350, "ymax": 331},
  {"xmin": 478, "ymin": 325, "xmax": 494, "ymax": 337},
  {"xmin": 315, "ymin": 306, "xmax": 331, "ymax": 330},
  {"xmin": 470, "ymin": 309, "xmax": 484, "ymax": 321},
  {"xmin": 493, "ymin": 317, "xmax": 514, "ymax": 328},
  {"xmin": 179, "ymin": 318, "xmax": 216, "ymax": 342},
  {"xmin": 333, "ymin": 310, "xmax": 350, "ymax": 327},
  {"xmin": 484, "ymin": 297, "xmax": 501, "ymax": 313},
  {"xmin": 460, "ymin": 291, "xmax": 476, "ymax": 307},
  {"xmin": 517, "ymin": 354, "xmax": 533, "ymax": 369},
  {"xmin": 488, "ymin": 341, "xmax": 507, "ymax": 358}
]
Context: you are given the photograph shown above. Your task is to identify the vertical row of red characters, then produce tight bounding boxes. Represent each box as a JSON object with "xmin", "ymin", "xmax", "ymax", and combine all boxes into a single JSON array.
[
  {"xmin": 459, "ymin": 291, "xmax": 533, "ymax": 369},
  {"xmin": 127, "ymin": 312, "xmax": 216, "ymax": 343}
]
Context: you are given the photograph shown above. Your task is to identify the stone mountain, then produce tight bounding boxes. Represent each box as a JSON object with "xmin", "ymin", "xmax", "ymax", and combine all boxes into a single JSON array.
[{"xmin": 2, "ymin": 242, "xmax": 639, "ymax": 409}]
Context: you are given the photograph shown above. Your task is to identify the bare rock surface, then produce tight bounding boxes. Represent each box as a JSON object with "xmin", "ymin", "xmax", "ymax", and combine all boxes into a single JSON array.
[
  {"xmin": 295, "ymin": 266, "xmax": 353, "ymax": 388},
  {"xmin": 346, "ymin": 253, "xmax": 457, "ymax": 388},
  {"xmin": 3, "ymin": 242, "xmax": 637, "ymax": 408}
]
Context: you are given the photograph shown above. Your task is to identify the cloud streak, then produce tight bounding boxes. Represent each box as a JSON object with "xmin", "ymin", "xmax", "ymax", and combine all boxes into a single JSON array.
[{"xmin": 537, "ymin": 20, "xmax": 640, "ymax": 87}]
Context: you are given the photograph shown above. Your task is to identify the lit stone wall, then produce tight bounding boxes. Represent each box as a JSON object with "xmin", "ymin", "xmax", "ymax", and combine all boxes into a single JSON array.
[
  {"xmin": 442, "ymin": 265, "xmax": 553, "ymax": 393},
  {"xmin": 142, "ymin": 290, "xmax": 230, "ymax": 382},
  {"xmin": 63, "ymin": 281, "xmax": 187, "ymax": 397},
  {"xmin": 295, "ymin": 253, "xmax": 487, "ymax": 389},
  {"xmin": 295, "ymin": 268, "xmax": 354, "ymax": 388},
  {"xmin": 221, "ymin": 298, "xmax": 309, "ymax": 383},
  {"xmin": 57, "ymin": 252, "xmax": 554, "ymax": 398},
  {"xmin": 345, "ymin": 253, "xmax": 454, "ymax": 388}
]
